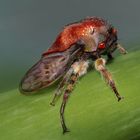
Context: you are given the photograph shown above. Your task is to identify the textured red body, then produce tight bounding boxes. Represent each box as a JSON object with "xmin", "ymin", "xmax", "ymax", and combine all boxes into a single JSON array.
[{"xmin": 42, "ymin": 17, "xmax": 109, "ymax": 56}]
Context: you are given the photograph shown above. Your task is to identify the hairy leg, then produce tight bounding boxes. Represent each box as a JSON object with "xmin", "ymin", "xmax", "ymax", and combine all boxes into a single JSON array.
[
  {"xmin": 95, "ymin": 58, "xmax": 123, "ymax": 101},
  {"xmin": 60, "ymin": 60, "xmax": 89, "ymax": 134}
]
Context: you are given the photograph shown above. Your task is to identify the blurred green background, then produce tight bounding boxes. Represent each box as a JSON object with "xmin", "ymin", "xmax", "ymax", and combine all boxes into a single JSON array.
[{"xmin": 0, "ymin": 0, "xmax": 140, "ymax": 140}]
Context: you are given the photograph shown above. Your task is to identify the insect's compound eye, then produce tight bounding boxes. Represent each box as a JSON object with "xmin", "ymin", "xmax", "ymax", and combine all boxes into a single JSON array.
[{"xmin": 98, "ymin": 42, "xmax": 106, "ymax": 49}]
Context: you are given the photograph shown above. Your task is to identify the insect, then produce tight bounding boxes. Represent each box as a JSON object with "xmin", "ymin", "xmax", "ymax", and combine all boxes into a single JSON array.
[{"xmin": 19, "ymin": 17, "xmax": 127, "ymax": 134}]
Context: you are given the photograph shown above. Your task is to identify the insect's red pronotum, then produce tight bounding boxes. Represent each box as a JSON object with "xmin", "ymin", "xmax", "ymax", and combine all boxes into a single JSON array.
[{"xmin": 19, "ymin": 17, "xmax": 127, "ymax": 134}]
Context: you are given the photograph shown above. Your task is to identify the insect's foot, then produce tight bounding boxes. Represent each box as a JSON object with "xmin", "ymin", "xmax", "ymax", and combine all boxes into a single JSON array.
[
  {"xmin": 122, "ymin": 51, "xmax": 128, "ymax": 55},
  {"xmin": 50, "ymin": 102, "xmax": 55, "ymax": 106},
  {"xmin": 118, "ymin": 96, "xmax": 124, "ymax": 102},
  {"xmin": 63, "ymin": 128, "xmax": 70, "ymax": 134}
]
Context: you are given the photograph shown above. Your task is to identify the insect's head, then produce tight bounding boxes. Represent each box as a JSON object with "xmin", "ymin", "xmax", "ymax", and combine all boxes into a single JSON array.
[{"xmin": 98, "ymin": 26, "xmax": 118, "ymax": 50}]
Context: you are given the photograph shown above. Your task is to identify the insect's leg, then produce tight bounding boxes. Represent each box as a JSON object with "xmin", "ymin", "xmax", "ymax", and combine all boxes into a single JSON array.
[
  {"xmin": 106, "ymin": 43, "xmax": 117, "ymax": 61},
  {"xmin": 50, "ymin": 70, "xmax": 72, "ymax": 106},
  {"xmin": 117, "ymin": 43, "xmax": 128, "ymax": 54},
  {"xmin": 50, "ymin": 78, "xmax": 66, "ymax": 106},
  {"xmin": 107, "ymin": 52, "xmax": 114, "ymax": 60},
  {"xmin": 60, "ymin": 73, "xmax": 79, "ymax": 133},
  {"xmin": 60, "ymin": 60, "xmax": 89, "ymax": 134},
  {"xmin": 95, "ymin": 58, "xmax": 123, "ymax": 101}
]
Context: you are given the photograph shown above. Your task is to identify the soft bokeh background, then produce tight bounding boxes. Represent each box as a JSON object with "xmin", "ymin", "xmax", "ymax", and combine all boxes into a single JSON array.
[{"xmin": 0, "ymin": 0, "xmax": 140, "ymax": 92}]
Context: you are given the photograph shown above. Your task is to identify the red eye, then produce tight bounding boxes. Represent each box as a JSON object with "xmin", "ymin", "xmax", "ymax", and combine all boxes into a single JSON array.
[{"xmin": 98, "ymin": 42, "xmax": 106, "ymax": 49}]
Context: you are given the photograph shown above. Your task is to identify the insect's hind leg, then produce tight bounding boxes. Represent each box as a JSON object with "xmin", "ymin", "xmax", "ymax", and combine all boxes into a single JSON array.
[
  {"xmin": 95, "ymin": 58, "xmax": 123, "ymax": 101},
  {"xmin": 60, "ymin": 60, "xmax": 89, "ymax": 134}
]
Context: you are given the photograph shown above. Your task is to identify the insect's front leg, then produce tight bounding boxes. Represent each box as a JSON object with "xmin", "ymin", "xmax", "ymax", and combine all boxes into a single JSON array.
[
  {"xmin": 107, "ymin": 53, "xmax": 114, "ymax": 61},
  {"xmin": 94, "ymin": 58, "xmax": 123, "ymax": 101},
  {"xmin": 60, "ymin": 60, "xmax": 89, "ymax": 134},
  {"xmin": 107, "ymin": 43, "xmax": 127, "ymax": 61},
  {"xmin": 117, "ymin": 43, "xmax": 128, "ymax": 54}
]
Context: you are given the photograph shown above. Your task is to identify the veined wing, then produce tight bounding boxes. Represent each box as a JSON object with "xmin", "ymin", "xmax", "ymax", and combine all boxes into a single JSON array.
[{"xmin": 19, "ymin": 44, "xmax": 83, "ymax": 93}]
